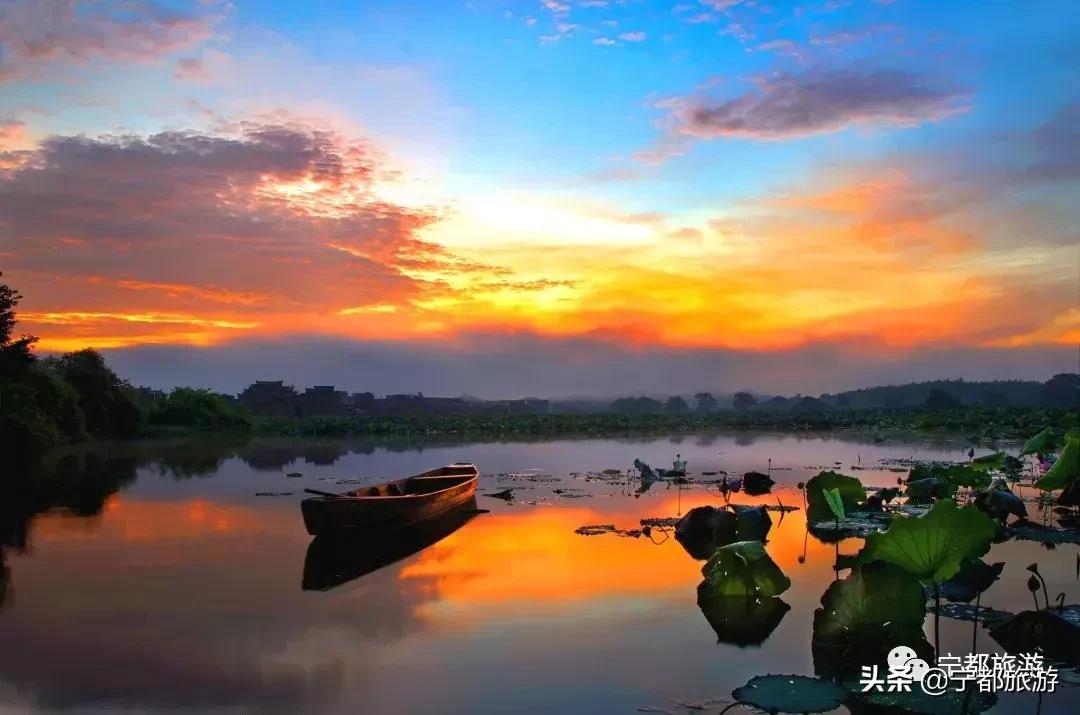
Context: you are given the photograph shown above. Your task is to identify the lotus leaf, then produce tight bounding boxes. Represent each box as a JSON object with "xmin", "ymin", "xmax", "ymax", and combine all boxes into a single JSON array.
[
  {"xmin": 806, "ymin": 471, "xmax": 865, "ymax": 523},
  {"xmin": 699, "ymin": 540, "xmax": 791, "ymax": 599},
  {"xmin": 1021, "ymin": 427, "xmax": 1058, "ymax": 456},
  {"xmin": 936, "ymin": 557, "xmax": 1004, "ymax": 602},
  {"xmin": 858, "ymin": 499, "xmax": 996, "ymax": 582},
  {"xmin": 821, "ymin": 487, "xmax": 845, "ymax": 522},
  {"xmin": 732, "ymin": 675, "xmax": 846, "ymax": 714},
  {"xmin": 1035, "ymin": 435, "xmax": 1079, "ymax": 491}
]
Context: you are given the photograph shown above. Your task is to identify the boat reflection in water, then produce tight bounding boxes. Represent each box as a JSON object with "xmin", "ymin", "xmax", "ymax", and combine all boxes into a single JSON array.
[{"xmin": 302, "ymin": 498, "xmax": 481, "ymax": 591}]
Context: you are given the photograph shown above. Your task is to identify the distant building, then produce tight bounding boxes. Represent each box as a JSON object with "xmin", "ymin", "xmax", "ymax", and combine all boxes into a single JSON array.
[
  {"xmin": 238, "ymin": 380, "xmax": 299, "ymax": 417},
  {"xmin": 297, "ymin": 385, "xmax": 349, "ymax": 416}
]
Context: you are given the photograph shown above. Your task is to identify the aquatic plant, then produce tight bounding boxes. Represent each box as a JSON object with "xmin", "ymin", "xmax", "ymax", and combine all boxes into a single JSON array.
[
  {"xmin": 731, "ymin": 675, "xmax": 846, "ymax": 715},
  {"xmin": 821, "ymin": 488, "xmax": 845, "ymax": 524},
  {"xmin": 699, "ymin": 540, "xmax": 790, "ymax": 599},
  {"xmin": 813, "ymin": 563, "xmax": 926, "ymax": 654},
  {"xmin": 858, "ymin": 499, "xmax": 997, "ymax": 583},
  {"xmin": 1035, "ymin": 434, "xmax": 1078, "ymax": 491},
  {"xmin": 1021, "ymin": 426, "xmax": 1059, "ymax": 456},
  {"xmin": 805, "ymin": 471, "xmax": 864, "ymax": 523}
]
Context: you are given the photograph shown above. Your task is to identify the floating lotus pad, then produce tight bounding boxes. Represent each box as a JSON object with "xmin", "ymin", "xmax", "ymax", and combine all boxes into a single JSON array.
[
  {"xmin": 858, "ymin": 499, "xmax": 997, "ymax": 582},
  {"xmin": 854, "ymin": 685, "xmax": 997, "ymax": 715},
  {"xmin": 732, "ymin": 675, "xmax": 846, "ymax": 714}
]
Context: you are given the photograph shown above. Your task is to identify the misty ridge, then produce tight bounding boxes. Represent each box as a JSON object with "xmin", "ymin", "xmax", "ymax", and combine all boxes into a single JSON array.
[{"xmin": 135, "ymin": 374, "xmax": 1078, "ymax": 420}]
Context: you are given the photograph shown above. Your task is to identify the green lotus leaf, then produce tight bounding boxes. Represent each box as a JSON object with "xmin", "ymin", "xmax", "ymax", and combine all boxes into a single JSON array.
[
  {"xmin": 822, "ymin": 487, "xmax": 845, "ymax": 521},
  {"xmin": 699, "ymin": 540, "xmax": 791, "ymax": 599},
  {"xmin": 732, "ymin": 675, "xmax": 846, "ymax": 715},
  {"xmin": 1035, "ymin": 435, "xmax": 1079, "ymax": 491},
  {"xmin": 806, "ymin": 471, "xmax": 864, "ymax": 523},
  {"xmin": 855, "ymin": 685, "xmax": 998, "ymax": 715},
  {"xmin": 1021, "ymin": 427, "xmax": 1058, "ymax": 456},
  {"xmin": 813, "ymin": 562, "xmax": 926, "ymax": 645},
  {"xmin": 858, "ymin": 499, "xmax": 996, "ymax": 582},
  {"xmin": 904, "ymin": 477, "xmax": 956, "ymax": 503},
  {"xmin": 936, "ymin": 557, "xmax": 1004, "ymax": 602},
  {"xmin": 970, "ymin": 452, "xmax": 1006, "ymax": 471}
]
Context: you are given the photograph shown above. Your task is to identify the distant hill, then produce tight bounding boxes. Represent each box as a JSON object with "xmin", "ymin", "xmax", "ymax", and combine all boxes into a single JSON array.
[
  {"xmin": 814, "ymin": 375, "xmax": 1078, "ymax": 409},
  {"xmin": 604, "ymin": 374, "xmax": 1079, "ymax": 414}
]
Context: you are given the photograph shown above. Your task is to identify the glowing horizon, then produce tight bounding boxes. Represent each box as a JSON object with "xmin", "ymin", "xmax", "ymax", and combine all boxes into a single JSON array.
[{"xmin": 1, "ymin": 1, "xmax": 1077, "ymax": 392}]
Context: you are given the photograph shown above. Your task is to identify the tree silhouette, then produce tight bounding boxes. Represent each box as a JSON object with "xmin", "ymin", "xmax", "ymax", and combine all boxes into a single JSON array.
[
  {"xmin": 694, "ymin": 392, "xmax": 719, "ymax": 413},
  {"xmin": 733, "ymin": 391, "xmax": 758, "ymax": 410},
  {"xmin": 0, "ymin": 272, "xmax": 37, "ymax": 377}
]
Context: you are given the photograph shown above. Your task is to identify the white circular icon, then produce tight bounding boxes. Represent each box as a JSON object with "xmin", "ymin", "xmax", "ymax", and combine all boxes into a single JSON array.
[
  {"xmin": 907, "ymin": 658, "xmax": 931, "ymax": 682},
  {"xmin": 887, "ymin": 645, "xmax": 919, "ymax": 671}
]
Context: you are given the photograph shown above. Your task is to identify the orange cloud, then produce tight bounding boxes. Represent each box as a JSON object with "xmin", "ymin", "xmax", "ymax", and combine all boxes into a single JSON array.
[{"xmin": 2, "ymin": 118, "xmax": 1075, "ymax": 359}]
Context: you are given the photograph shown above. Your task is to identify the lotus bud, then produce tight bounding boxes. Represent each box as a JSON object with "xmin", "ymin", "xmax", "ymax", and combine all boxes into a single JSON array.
[{"xmin": 1027, "ymin": 575, "xmax": 1040, "ymax": 593}]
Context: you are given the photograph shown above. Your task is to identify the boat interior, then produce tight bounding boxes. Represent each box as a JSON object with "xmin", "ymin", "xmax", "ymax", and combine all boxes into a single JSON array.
[{"xmin": 347, "ymin": 465, "xmax": 476, "ymax": 498}]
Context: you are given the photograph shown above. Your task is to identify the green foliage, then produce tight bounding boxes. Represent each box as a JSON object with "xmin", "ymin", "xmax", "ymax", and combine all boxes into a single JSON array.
[
  {"xmin": 936, "ymin": 557, "xmax": 1004, "ymax": 603},
  {"xmin": 904, "ymin": 477, "xmax": 955, "ymax": 503},
  {"xmin": 732, "ymin": 391, "xmax": 757, "ymax": 410},
  {"xmin": 47, "ymin": 349, "xmax": 145, "ymax": 439},
  {"xmin": 664, "ymin": 395, "xmax": 689, "ymax": 414},
  {"xmin": 1021, "ymin": 427, "xmax": 1058, "ymax": 456},
  {"xmin": 970, "ymin": 452, "xmax": 1006, "ymax": 470},
  {"xmin": 732, "ymin": 675, "xmax": 846, "ymax": 715},
  {"xmin": 609, "ymin": 396, "xmax": 665, "ymax": 414},
  {"xmin": 150, "ymin": 388, "xmax": 253, "ymax": 431},
  {"xmin": 921, "ymin": 388, "xmax": 962, "ymax": 410},
  {"xmin": 858, "ymin": 499, "xmax": 997, "ymax": 582},
  {"xmin": 813, "ymin": 562, "xmax": 927, "ymax": 644},
  {"xmin": 908, "ymin": 463, "xmax": 990, "ymax": 489},
  {"xmin": 699, "ymin": 540, "xmax": 791, "ymax": 599},
  {"xmin": 693, "ymin": 392, "xmax": 719, "ymax": 413},
  {"xmin": 821, "ymin": 487, "xmax": 846, "ymax": 521},
  {"xmin": 806, "ymin": 471, "xmax": 865, "ymax": 522},
  {"xmin": 1035, "ymin": 435, "xmax": 1079, "ymax": 490}
]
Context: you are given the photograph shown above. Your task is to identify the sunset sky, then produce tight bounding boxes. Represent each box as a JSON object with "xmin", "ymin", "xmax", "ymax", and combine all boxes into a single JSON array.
[{"xmin": 1, "ymin": 0, "xmax": 1077, "ymax": 396}]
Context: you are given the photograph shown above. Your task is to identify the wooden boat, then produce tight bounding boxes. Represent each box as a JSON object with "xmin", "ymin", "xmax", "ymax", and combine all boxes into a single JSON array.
[
  {"xmin": 302, "ymin": 499, "xmax": 479, "ymax": 590},
  {"xmin": 300, "ymin": 463, "xmax": 478, "ymax": 536}
]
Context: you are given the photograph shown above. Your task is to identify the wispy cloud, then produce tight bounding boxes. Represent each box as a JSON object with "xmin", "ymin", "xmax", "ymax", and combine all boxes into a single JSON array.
[
  {"xmin": 659, "ymin": 67, "xmax": 969, "ymax": 142},
  {"xmin": 0, "ymin": 0, "xmax": 217, "ymax": 83}
]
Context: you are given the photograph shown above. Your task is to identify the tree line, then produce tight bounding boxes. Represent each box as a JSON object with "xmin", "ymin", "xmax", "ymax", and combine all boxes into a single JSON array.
[{"xmin": 0, "ymin": 273, "xmax": 251, "ymax": 463}]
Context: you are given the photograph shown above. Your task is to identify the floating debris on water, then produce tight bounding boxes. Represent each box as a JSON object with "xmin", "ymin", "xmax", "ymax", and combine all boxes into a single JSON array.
[
  {"xmin": 483, "ymin": 488, "xmax": 515, "ymax": 501},
  {"xmin": 285, "ymin": 472, "xmax": 303, "ymax": 478},
  {"xmin": 255, "ymin": 491, "xmax": 294, "ymax": 497}
]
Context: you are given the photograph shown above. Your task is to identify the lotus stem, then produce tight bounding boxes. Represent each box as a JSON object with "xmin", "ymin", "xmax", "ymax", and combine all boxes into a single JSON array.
[
  {"xmin": 972, "ymin": 593, "xmax": 979, "ymax": 653},
  {"xmin": 1035, "ymin": 571, "xmax": 1050, "ymax": 610},
  {"xmin": 934, "ymin": 587, "xmax": 942, "ymax": 664}
]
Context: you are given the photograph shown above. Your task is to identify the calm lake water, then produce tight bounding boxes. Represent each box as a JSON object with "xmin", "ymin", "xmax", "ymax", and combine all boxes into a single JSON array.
[{"xmin": 2, "ymin": 432, "xmax": 1077, "ymax": 714}]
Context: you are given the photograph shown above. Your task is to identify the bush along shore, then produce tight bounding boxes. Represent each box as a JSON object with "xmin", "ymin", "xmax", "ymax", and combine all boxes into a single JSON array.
[{"xmin": 248, "ymin": 406, "xmax": 1078, "ymax": 441}]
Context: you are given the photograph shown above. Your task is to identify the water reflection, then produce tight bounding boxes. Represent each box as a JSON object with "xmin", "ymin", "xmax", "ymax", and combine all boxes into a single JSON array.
[
  {"xmin": 698, "ymin": 595, "xmax": 791, "ymax": 647},
  {"xmin": 1, "ymin": 433, "xmax": 1076, "ymax": 714},
  {"xmin": 303, "ymin": 501, "xmax": 481, "ymax": 591}
]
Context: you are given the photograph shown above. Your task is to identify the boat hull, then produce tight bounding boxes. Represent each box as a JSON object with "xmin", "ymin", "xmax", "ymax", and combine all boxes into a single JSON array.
[{"xmin": 300, "ymin": 465, "xmax": 478, "ymax": 535}]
